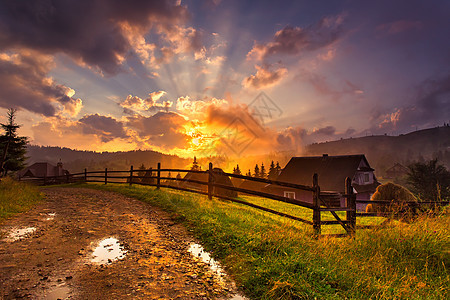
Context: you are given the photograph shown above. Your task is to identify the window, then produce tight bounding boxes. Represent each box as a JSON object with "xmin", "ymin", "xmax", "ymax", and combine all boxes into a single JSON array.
[
  {"xmin": 284, "ymin": 191, "xmax": 295, "ymax": 199},
  {"xmin": 364, "ymin": 173, "xmax": 370, "ymax": 182}
]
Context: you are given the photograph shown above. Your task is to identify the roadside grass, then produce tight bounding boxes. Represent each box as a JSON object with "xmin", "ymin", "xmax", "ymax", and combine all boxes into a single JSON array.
[
  {"xmin": 0, "ymin": 177, "xmax": 43, "ymax": 223},
  {"xmin": 70, "ymin": 183, "xmax": 449, "ymax": 299}
]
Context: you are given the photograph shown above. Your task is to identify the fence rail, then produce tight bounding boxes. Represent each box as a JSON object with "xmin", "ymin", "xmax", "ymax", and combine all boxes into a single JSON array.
[{"xmin": 19, "ymin": 162, "xmax": 448, "ymax": 237}]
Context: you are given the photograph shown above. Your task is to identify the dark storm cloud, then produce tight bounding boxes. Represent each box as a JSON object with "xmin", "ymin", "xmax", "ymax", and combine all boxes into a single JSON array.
[
  {"xmin": 313, "ymin": 126, "xmax": 336, "ymax": 136},
  {"xmin": 79, "ymin": 114, "xmax": 127, "ymax": 142},
  {"xmin": 371, "ymin": 74, "xmax": 450, "ymax": 133},
  {"xmin": 0, "ymin": 0, "xmax": 188, "ymax": 74},
  {"xmin": 248, "ymin": 14, "xmax": 346, "ymax": 61},
  {"xmin": 0, "ymin": 51, "xmax": 81, "ymax": 116}
]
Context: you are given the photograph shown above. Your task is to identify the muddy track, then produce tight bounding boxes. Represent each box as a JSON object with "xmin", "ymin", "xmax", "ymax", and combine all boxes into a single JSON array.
[{"xmin": 0, "ymin": 188, "xmax": 241, "ymax": 299}]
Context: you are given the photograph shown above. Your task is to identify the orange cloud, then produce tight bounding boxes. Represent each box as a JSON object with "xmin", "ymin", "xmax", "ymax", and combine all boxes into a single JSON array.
[{"xmin": 242, "ymin": 64, "xmax": 287, "ymax": 89}]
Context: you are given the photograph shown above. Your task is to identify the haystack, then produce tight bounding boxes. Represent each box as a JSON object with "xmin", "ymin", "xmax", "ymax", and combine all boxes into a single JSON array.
[{"xmin": 366, "ymin": 182, "xmax": 417, "ymax": 219}]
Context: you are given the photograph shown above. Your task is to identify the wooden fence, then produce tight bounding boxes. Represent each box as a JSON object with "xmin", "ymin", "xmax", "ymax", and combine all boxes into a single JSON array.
[{"xmin": 19, "ymin": 163, "xmax": 448, "ymax": 237}]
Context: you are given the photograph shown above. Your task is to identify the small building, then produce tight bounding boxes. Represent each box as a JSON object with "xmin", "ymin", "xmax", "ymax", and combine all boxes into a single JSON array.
[
  {"xmin": 265, "ymin": 154, "xmax": 380, "ymax": 211},
  {"xmin": 19, "ymin": 161, "xmax": 69, "ymax": 179},
  {"xmin": 182, "ymin": 168, "xmax": 237, "ymax": 197},
  {"xmin": 385, "ymin": 163, "xmax": 409, "ymax": 179}
]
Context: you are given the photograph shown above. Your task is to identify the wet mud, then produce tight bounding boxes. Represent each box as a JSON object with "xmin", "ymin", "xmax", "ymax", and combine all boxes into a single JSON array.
[{"xmin": 0, "ymin": 188, "xmax": 244, "ymax": 299}]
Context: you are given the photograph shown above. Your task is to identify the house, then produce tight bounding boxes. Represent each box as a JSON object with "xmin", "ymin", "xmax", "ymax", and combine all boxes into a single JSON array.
[
  {"xmin": 181, "ymin": 168, "xmax": 237, "ymax": 197},
  {"xmin": 19, "ymin": 161, "xmax": 69, "ymax": 179},
  {"xmin": 265, "ymin": 154, "xmax": 380, "ymax": 211},
  {"xmin": 385, "ymin": 163, "xmax": 409, "ymax": 179}
]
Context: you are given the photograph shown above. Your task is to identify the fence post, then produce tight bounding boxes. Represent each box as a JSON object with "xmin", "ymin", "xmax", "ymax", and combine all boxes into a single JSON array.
[
  {"xmin": 312, "ymin": 173, "xmax": 321, "ymax": 236},
  {"xmin": 208, "ymin": 162, "xmax": 213, "ymax": 200},
  {"xmin": 84, "ymin": 168, "xmax": 87, "ymax": 182},
  {"xmin": 105, "ymin": 168, "xmax": 108, "ymax": 185},
  {"xmin": 346, "ymin": 177, "xmax": 356, "ymax": 237},
  {"xmin": 129, "ymin": 165, "xmax": 133, "ymax": 186},
  {"xmin": 156, "ymin": 162, "xmax": 161, "ymax": 190}
]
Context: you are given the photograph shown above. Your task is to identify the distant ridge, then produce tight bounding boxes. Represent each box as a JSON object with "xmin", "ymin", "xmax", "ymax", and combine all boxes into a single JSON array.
[
  {"xmin": 305, "ymin": 126, "xmax": 450, "ymax": 176},
  {"xmin": 26, "ymin": 145, "xmax": 189, "ymax": 173}
]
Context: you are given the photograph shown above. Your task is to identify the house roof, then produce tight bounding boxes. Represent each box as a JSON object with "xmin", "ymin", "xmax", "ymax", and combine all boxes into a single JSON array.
[
  {"xmin": 276, "ymin": 154, "xmax": 376, "ymax": 192},
  {"xmin": 238, "ymin": 179, "xmax": 268, "ymax": 191},
  {"xmin": 19, "ymin": 162, "xmax": 68, "ymax": 178}
]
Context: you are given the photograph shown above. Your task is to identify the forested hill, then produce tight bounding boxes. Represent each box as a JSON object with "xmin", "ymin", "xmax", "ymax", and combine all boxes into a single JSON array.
[
  {"xmin": 304, "ymin": 126, "xmax": 450, "ymax": 177},
  {"xmin": 26, "ymin": 146, "xmax": 190, "ymax": 173}
]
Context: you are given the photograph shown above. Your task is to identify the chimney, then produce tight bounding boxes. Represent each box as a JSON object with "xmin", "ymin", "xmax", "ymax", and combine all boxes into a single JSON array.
[
  {"xmin": 322, "ymin": 154, "xmax": 328, "ymax": 157},
  {"xmin": 57, "ymin": 159, "xmax": 63, "ymax": 176}
]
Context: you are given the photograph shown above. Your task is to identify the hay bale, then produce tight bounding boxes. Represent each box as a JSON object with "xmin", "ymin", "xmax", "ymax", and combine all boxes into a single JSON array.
[{"xmin": 366, "ymin": 182, "xmax": 417, "ymax": 219}]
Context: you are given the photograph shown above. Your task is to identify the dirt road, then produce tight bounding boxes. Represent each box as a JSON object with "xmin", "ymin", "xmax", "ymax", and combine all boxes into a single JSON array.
[{"xmin": 0, "ymin": 188, "xmax": 241, "ymax": 299}]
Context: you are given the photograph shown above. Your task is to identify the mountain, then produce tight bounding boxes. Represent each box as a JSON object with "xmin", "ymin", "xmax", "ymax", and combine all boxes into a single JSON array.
[
  {"xmin": 26, "ymin": 146, "xmax": 190, "ymax": 173},
  {"xmin": 304, "ymin": 126, "xmax": 450, "ymax": 177}
]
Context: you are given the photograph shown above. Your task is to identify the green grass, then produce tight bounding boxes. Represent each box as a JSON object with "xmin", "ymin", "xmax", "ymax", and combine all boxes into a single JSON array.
[
  {"xmin": 0, "ymin": 177, "xmax": 43, "ymax": 222},
  {"xmin": 64, "ymin": 183, "xmax": 450, "ymax": 299}
]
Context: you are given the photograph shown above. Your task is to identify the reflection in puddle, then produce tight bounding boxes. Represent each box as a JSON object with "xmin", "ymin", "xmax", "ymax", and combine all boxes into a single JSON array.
[
  {"xmin": 3, "ymin": 227, "xmax": 36, "ymax": 242},
  {"xmin": 46, "ymin": 213, "xmax": 56, "ymax": 221},
  {"xmin": 188, "ymin": 243, "xmax": 224, "ymax": 277},
  {"xmin": 91, "ymin": 237, "xmax": 127, "ymax": 264},
  {"xmin": 188, "ymin": 243, "xmax": 248, "ymax": 300},
  {"xmin": 45, "ymin": 284, "xmax": 71, "ymax": 300}
]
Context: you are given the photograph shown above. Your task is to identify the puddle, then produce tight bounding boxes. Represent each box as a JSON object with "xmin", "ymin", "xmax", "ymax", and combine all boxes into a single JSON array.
[
  {"xmin": 46, "ymin": 213, "xmax": 56, "ymax": 221},
  {"xmin": 188, "ymin": 243, "xmax": 248, "ymax": 300},
  {"xmin": 45, "ymin": 284, "xmax": 71, "ymax": 300},
  {"xmin": 91, "ymin": 237, "xmax": 127, "ymax": 264},
  {"xmin": 188, "ymin": 243, "xmax": 224, "ymax": 277},
  {"xmin": 3, "ymin": 227, "xmax": 36, "ymax": 242}
]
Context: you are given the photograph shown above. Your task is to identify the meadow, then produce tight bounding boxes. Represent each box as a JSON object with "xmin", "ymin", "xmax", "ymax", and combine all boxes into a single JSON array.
[
  {"xmin": 75, "ymin": 183, "xmax": 449, "ymax": 299},
  {"xmin": 0, "ymin": 177, "xmax": 42, "ymax": 222}
]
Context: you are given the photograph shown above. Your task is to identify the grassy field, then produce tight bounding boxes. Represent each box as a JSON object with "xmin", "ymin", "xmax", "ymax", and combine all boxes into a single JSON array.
[
  {"xmin": 64, "ymin": 183, "xmax": 449, "ymax": 299},
  {"xmin": 0, "ymin": 177, "xmax": 43, "ymax": 223}
]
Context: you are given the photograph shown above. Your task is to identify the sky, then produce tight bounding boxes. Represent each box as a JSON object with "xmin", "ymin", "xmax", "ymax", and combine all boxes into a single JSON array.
[{"xmin": 0, "ymin": 0, "xmax": 449, "ymax": 159}]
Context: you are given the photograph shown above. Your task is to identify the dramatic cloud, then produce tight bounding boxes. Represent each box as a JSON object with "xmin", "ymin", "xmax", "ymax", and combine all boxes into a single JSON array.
[
  {"xmin": 120, "ymin": 91, "xmax": 172, "ymax": 113},
  {"xmin": 176, "ymin": 96, "xmax": 227, "ymax": 118},
  {"xmin": 0, "ymin": 51, "xmax": 82, "ymax": 117},
  {"xmin": 31, "ymin": 115, "xmax": 135, "ymax": 152},
  {"xmin": 371, "ymin": 74, "xmax": 450, "ymax": 133},
  {"xmin": 242, "ymin": 64, "xmax": 288, "ymax": 89},
  {"xmin": 126, "ymin": 112, "xmax": 189, "ymax": 149},
  {"xmin": 247, "ymin": 14, "xmax": 346, "ymax": 61},
  {"xmin": 276, "ymin": 127, "xmax": 307, "ymax": 152},
  {"xmin": 0, "ymin": 0, "xmax": 189, "ymax": 74},
  {"xmin": 79, "ymin": 114, "xmax": 127, "ymax": 142},
  {"xmin": 313, "ymin": 125, "xmax": 336, "ymax": 136}
]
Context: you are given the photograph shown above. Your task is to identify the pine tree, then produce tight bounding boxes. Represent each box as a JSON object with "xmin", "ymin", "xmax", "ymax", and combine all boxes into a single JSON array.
[
  {"xmin": 275, "ymin": 161, "xmax": 281, "ymax": 173},
  {"xmin": 138, "ymin": 163, "xmax": 146, "ymax": 177},
  {"xmin": 0, "ymin": 109, "xmax": 28, "ymax": 177},
  {"xmin": 254, "ymin": 164, "xmax": 260, "ymax": 178},
  {"xmin": 191, "ymin": 156, "xmax": 200, "ymax": 171},
  {"xmin": 268, "ymin": 160, "xmax": 277, "ymax": 180},
  {"xmin": 260, "ymin": 163, "xmax": 267, "ymax": 179},
  {"xmin": 246, "ymin": 169, "xmax": 252, "ymax": 177},
  {"xmin": 233, "ymin": 164, "xmax": 242, "ymax": 175}
]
